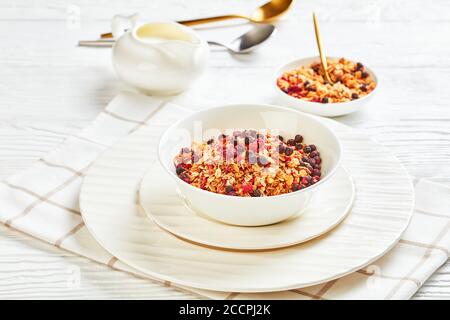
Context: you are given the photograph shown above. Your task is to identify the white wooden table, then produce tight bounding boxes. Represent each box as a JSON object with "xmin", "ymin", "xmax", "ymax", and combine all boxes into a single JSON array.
[{"xmin": 0, "ymin": 0, "xmax": 449, "ymax": 299}]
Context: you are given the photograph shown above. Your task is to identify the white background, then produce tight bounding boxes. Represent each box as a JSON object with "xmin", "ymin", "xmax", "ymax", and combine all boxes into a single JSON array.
[{"xmin": 0, "ymin": 0, "xmax": 449, "ymax": 299}]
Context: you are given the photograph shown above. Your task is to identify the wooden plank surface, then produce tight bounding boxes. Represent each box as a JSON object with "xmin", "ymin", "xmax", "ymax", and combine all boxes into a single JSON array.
[{"xmin": 0, "ymin": 0, "xmax": 448, "ymax": 299}]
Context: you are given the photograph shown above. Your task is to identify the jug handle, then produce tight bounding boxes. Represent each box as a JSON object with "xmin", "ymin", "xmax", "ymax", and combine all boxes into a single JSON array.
[{"xmin": 111, "ymin": 13, "xmax": 139, "ymax": 39}]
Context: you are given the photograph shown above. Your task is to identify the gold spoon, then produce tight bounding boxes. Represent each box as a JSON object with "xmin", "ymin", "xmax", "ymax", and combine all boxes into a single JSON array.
[
  {"xmin": 100, "ymin": 0, "xmax": 293, "ymax": 38},
  {"xmin": 312, "ymin": 12, "xmax": 334, "ymax": 85}
]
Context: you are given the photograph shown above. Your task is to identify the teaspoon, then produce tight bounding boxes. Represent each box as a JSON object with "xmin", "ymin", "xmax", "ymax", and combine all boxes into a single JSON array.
[{"xmin": 207, "ymin": 24, "xmax": 276, "ymax": 54}]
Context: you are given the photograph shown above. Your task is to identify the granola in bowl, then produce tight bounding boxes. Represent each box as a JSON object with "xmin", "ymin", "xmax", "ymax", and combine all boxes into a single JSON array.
[
  {"xmin": 277, "ymin": 57, "xmax": 376, "ymax": 104},
  {"xmin": 173, "ymin": 130, "xmax": 322, "ymax": 197}
]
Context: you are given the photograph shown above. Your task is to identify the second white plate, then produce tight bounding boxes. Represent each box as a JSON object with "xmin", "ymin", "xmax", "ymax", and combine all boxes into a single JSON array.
[{"xmin": 139, "ymin": 164, "xmax": 355, "ymax": 251}]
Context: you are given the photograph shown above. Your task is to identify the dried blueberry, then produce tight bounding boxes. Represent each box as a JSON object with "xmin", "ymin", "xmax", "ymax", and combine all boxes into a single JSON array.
[
  {"xmin": 287, "ymin": 139, "xmax": 295, "ymax": 146},
  {"xmin": 176, "ymin": 166, "xmax": 185, "ymax": 175},
  {"xmin": 256, "ymin": 133, "xmax": 265, "ymax": 140},
  {"xmin": 225, "ymin": 185, "xmax": 235, "ymax": 194},
  {"xmin": 178, "ymin": 172, "xmax": 190, "ymax": 183},
  {"xmin": 351, "ymin": 93, "xmax": 359, "ymax": 100},
  {"xmin": 207, "ymin": 138, "xmax": 214, "ymax": 145},
  {"xmin": 250, "ymin": 190, "xmax": 262, "ymax": 197},
  {"xmin": 244, "ymin": 136, "xmax": 255, "ymax": 145},
  {"xmin": 295, "ymin": 143, "xmax": 303, "ymax": 150},
  {"xmin": 285, "ymin": 147, "xmax": 294, "ymax": 156},
  {"xmin": 294, "ymin": 134, "xmax": 303, "ymax": 143},
  {"xmin": 321, "ymin": 97, "xmax": 329, "ymax": 104},
  {"xmin": 258, "ymin": 155, "xmax": 269, "ymax": 166},
  {"xmin": 303, "ymin": 146, "xmax": 312, "ymax": 153},
  {"xmin": 192, "ymin": 152, "xmax": 201, "ymax": 163},
  {"xmin": 310, "ymin": 151, "xmax": 319, "ymax": 158},
  {"xmin": 248, "ymin": 151, "xmax": 257, "ymax": 164}
]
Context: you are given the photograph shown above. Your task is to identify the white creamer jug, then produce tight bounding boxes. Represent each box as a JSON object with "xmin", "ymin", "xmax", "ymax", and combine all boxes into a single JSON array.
[{"xmin": 112, "ymin": 15, "xmax": 209, "ymax": 95}]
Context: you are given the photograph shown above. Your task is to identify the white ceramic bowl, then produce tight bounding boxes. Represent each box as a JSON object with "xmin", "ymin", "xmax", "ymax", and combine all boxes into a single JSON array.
[
  {"xmin": 274, "ymin": 56, "xmax": 378, "ymax": 117},
  {"xmin": 158, "ymin": 104, "xmax": 342, "ymax": 226}
]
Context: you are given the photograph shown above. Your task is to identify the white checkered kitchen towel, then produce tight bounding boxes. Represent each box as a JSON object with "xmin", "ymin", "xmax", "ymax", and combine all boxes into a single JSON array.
[{"xmin": 1, "ymin": 92, "xmax": 449, "ymax": 299}]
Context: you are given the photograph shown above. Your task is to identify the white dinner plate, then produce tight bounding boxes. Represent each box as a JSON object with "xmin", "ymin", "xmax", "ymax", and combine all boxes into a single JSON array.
[
  {"xmin": 79, "ymin": 119, "xmax": 414, "ymax": 293},
  {"xmin": 139, "ymin": 163, "xmax": 355, "ymax": 251}
]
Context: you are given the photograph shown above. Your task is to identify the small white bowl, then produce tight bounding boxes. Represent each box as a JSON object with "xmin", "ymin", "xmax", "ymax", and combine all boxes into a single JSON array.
[
  {"xmin": 274, "ymin": 56, "xmax": 378, "ymax": 117},
  {"xmin": 158, "ymin": 104, "xmax": 342, "ymax": 226}
]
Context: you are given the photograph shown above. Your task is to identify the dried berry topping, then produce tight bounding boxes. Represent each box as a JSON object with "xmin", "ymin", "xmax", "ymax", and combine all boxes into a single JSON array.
[
  {"xmin": 192, "ymin": 152, "xmax": 202, "ymax": 163},
  {"xmin": 248, "ymin": 151, "xmax": 257, "ymax": 164},
  {"xmin": 285, "ymin": 147, "xmax": 294, "ymax": 156},
  {"xmin": 176, "ymin": 166, "xmax": 185, "ymax": 175},
  {"xmin": 244, "ymin": 136, "xmax": 256, "ymax": 145},
  {"xmin": 250, "ymin": 189, "xmax": 262, "ymax": 197},
  {"xmin": 277, "ymin": 57, "xmax": 375, "ymax": 104},
  {"xmin": 178, "ymin": 172, "xmax": 190, "ymax": 183},
  {"xmin": 242, "ymin": 183, "xmax": 253, "ymax": 193},
  {"xmin": 207, "ymin": 138, "xmax": 214, "ymax": 145},
  {"xmin": 310, "ymin": 151, "xmax": 319, "ymax": 158},
  {"xmin": 174, "ymin": 132, "xmax": 322, "ymax": 197},
  {"xmin": 225, "ymin": 185, "xmax": 235, "ymax": 194},
  {"xmin": 294, "ymin": 134, "xmax": 303, "ymax": 143},
  {"xmin": 257, "ymin": 155, "xmax": 269, "ymax": 166},
  {"xmin": 287, "ymin": 139, "xmax": 295, "ymax": 146},
  {"xmin": 351, "ymin": 93, "xmax": 359, "ymax": 100}
]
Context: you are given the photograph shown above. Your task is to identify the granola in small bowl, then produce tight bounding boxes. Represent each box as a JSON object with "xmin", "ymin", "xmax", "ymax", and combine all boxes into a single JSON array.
[
  {"xmin": 174, "ymin": 131, "xmax": 322, "ymax": 197},
  {"xmin": 274, "ymin": 57, "xmax": 378, "ymax": 117}
]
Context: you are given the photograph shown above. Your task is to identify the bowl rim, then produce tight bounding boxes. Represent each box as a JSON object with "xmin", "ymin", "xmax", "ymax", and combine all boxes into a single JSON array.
[
  {"xmin": 157, "ymin": 103, "xmax": 343, "ymax": 201},
  {"xmin": 273, "ymin": 56, "xmax": 379, "ymax": 107}
]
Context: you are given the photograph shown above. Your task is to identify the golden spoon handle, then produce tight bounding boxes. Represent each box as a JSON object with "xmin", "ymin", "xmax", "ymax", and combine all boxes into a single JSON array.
[
  {"xmin": 312, "ymin": 12, "xmax": 333, "ymax": 84},
  {"xmin": 177, "ymin": 14, "xmax": 248, "ymax": 26},
  {"xmin": 100, "ymin": 14, "xmax": 249, "ymax": 38}
]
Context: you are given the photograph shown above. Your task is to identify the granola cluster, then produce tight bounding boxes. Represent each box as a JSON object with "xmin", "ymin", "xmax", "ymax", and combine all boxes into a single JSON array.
[
  {"xmin": 277, "ymin": 57, "xmax": 376, "ymax": 103},
  {"xmin": 173, "ymin": 131, "xmax": 322, "ymax": 197}
]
